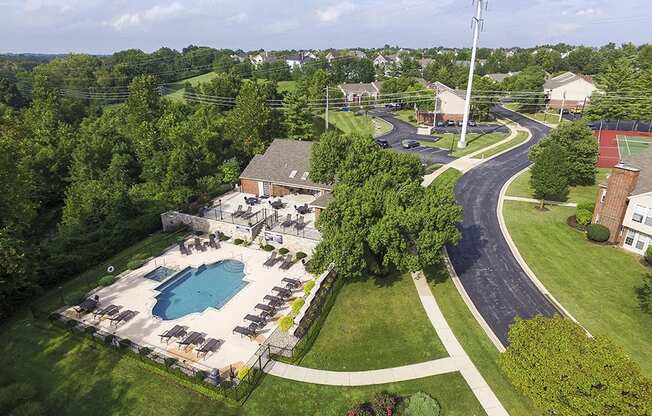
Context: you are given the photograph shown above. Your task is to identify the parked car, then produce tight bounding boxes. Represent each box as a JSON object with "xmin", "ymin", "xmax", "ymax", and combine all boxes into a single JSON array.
[
  {"xmin": 456, "ymin": 120, "xmax": 463, "ymax": 127},
  {"xmin": 375, "ymin": 138, "xmax": 390, "ymax": 148},
  {"xmin": 468, "ymin": 120, "xmax": 477, "ymax": 127},
  {"xmin": 384, "ymin": 103, "xmax": 400, "ymax": 110},
  {"xmin": 401, "ymin": 139, "xmax": 419, "ymax": 149},
  {"xmin": 436, "ymin": 121, "xmax": 445, "ymax": 127},
  {"xmin": 340, "ymin": 107, "xmax": 350, "ymax": 112},
  {"xmin": 446, "ymin": 120, "xmax": 456, "ymax": 127}
]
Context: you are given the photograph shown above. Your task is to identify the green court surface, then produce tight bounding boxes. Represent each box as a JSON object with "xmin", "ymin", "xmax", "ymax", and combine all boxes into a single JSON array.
[{"xmin": 617, "ymin": 135, "xmax": 652, "ymax": 158}]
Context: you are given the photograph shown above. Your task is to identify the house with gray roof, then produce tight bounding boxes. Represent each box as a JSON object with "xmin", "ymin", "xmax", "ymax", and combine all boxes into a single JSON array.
[
  {"xmin": 338, "ymin": 82, "xmax": 383, "ymax": 104},
  {"xmin": 543, "ymin": 71, "xmax": 598, "ymax": 109},
  {"xmin": 593, "ymin": 144, "xmax": 652, "ymax": 254}
]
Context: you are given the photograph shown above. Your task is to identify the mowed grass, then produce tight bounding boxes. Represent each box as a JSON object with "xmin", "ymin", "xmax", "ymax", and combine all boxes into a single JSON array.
[
  {"xmin": 0, "ymin": 321, "xmax": 238, "ymax": 416},
  {"xmin": 503, "ymin": 104, "xmax": 568, "ymax": 126},
  {"xmin": 425, "ymin": 267, "xmax": 540, "ymax": 416},
  {"xmin": 481, "ymin": 131, "xmax": 530, "ymax": 159},
  {"xmin": 243, "ymin": 373, "xmax": 486, "ymax": 416},
  {"xmin": 506, "ymin": 168, "xmax": 610, "ymax": 205},
  {"xmin": 299, "ymin": 273, "xmax": 448, "ymax": 371},
  {"xmin": 503, "ymin": 202, "xmax": 652, "ymax": 375},
  {"xmin": 420, "ymin": 132, "xmax": 509, "ymax": 157},
  {"xmin": 165, "ymin": 72, "xmax": 297, "ymax": 101},
  {"xmin": 394, "ymin": 109, "xmax": 419, "ymax": 126},
  {"xmin": 323, "ymin": 111, "xmax": 392, "ymax": 138}
]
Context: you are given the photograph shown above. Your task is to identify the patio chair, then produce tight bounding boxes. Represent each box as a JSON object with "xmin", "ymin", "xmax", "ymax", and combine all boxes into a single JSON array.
[
  {"xmin": 255, "ymin": 303, "xmax": 275, "ymax": 315},
  {"xmin": 240, "ymin": 206, "xmax": 252, "ymax": 219},
  {"xmin": 159, "ymin": 325, "xmax": 187, "ymax": 343},
  {"xmin": 244, "ymin": 314, "xmax": 267, "ymax": 326},
  {"xmin": 93, "ymin": 304, "xmax": 120, "ymax": 319},
  {"xmin": 294, "ymin": 216, "xmax": 305, "ymax": 230},
  {"xmin": 233, "ymin": 326, "xmax": 257, "ymax": 338},
  {"xmin": 177, "ymin": 331, "xmax": 205, "ymax": 351},
  {"xmin": 282, "ymin": 277, "xmax": 302, "ymax": 289},
  {"xmin": 272, "ymin": 286, "xmax": 292, "ymax": 298},
  {"xmin": 280, "ymin": 213, "xmax": 293, "ymax": 228},
  {"xmin": 109, "ymin": 310, "xmax": 136, "ymax": 326},
  {"xmin": 179, "ymin": 242, "xmax": 188, "ymax": 255},
  {"xmin": 74, "ymin": 296, "xmax": 99, "ymax": 315},
  {"xmin": 194, "ymin": 237, "xmax": 205, "ymax": 252},
  {"xmin": 195, "ymin": 338, "xmax": 224, "ymax": 359},
  {"xmin": 233, "ymin": 205, "xmax": 245, "ymax": 218},
  {"xmin": 264, "ymin": 294, "xmax": 284, "ymax": 307},
  {"xmin": 208, "ymin": 234, "xmax": 218, "ymax": 249},
  {"xmin": 263, "ymin": 251, "xmax": 277, "ymax": 267},
  {"xmin": 279, "ymin": 255, "xmax": 294, "ymax": 270}
]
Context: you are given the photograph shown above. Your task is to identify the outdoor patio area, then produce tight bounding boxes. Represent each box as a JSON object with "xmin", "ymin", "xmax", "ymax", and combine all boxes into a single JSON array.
[{"xmin": 62, "ymin": 239, "xmax": 314, "ymax": 374}]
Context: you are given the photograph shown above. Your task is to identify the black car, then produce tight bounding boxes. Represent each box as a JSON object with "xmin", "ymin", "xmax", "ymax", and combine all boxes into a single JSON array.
[
  {"xmin": 375, "ymin": 138, "xmax": 390, "ymax": 148},
  {"xmin": 401, "ymin": 139, "xmax": 419, "ymax": 149}
]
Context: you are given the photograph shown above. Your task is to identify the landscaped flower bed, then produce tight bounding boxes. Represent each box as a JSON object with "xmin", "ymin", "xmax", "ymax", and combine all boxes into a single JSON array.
[{"xmin": 347, "ymin": 392, "xmax": 441, "ymax": 416}]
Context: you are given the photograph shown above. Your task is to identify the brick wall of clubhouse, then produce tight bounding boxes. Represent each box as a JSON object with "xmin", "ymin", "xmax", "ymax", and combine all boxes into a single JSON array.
[
  {"xmin": 240, "ymin": 179, "xmax": 259, "ymax": 195},
  {"xmin": 547, "ymin": 99, "xmax": 585, "ymax": 109},
  {"xmin": 416, "ymin": 112, "xmax": 464, "ymax": 124},
  {"xmin": 271, "ymin": 184, "xmax": 290, "ymax": 197},
  {"xmin": 593, "ymin": 167, "xmax": 640, "ymax": 244}
]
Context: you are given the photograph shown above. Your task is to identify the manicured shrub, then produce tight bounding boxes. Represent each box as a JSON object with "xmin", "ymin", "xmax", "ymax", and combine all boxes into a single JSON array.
[
  {"xmin": 636, "ymin": 273, "xmax": 652, "ymax": 314},
  {"xmin": 194, "ymin": 370, "xmax": 207, "ymax": 382},
  {"xmin": 279, "ymin": 315, "xmax": 294, "ymax": 332},
  {"xmin": 118, "ymin": 338, "xmax": 132, "ymax": 350},
  {"xmin": 237, "ymin": 366, "xmax": 250, "ymax": 381},
  {"xmin": 0, "ymin": 383, "xmax": 36, "ymax": 414},
  {"xmin": 127, "ymin": 253, "xmax": 149, "ymax": 270},
  {"xmin": 587, "ymin": 223, "xmax": 610, "ymax": 242},
  {"xmin": 11, "ymin": 401, "xmax": 45, "ymax": 416},
  {"xmin": 104, "ymin": 334, "xmax": 115, "ymax": 345},
  {"xmin": 139, "ymin": 347, "xmax": 152, "ymax": 356},
  {"xmin": 233, "ymin": 238, "xmax": 243, "ymax": 245},
  {"xmin": 64, "ymin": 319, "xmax": 77, "ymax": 329},
  {"xmin": 575, "ymin": 208, "xmax": 592, "ymax": 227},
  {"xmin": 645, "ymin": 246, "xmax": 652, "ymax": 265},
  {"xmin": 218, "ymin": 232, "xmax": 230, "ymax": 241},
  {"xmin": 279, "ymin": 247, "xmax": 289, "ymax": 255},
  {"xmin": 291, "ymin": 298, "xmax": 305, "ymax": 315},
  {"xmin": 98, "ymin": 275, "xmax": 116, "ymax": 287},
  {"xmin": 303, "ymin": 280, "xmax": 316, "ymax": 296},
  {"xmin": 371, "ymin": 392, "xmax": 399, "ymax": 415},
  {"xmin": 261, "ymin": 244, "xmax": 274, "ymax": 252},
  {"xmin": 164, "ymin": 357, "xmax": 178, "ymax": 367},
  {"xmin": 84, "ymin": 326, "xmax": 97, "ymax": 334},
  {"xmin": 405, "ymin": 392, "xmax": 441, "ymax": 416},
  {"xmin": 295, "ymin": 251, "xmax": 307, "ymax": 260},
  {"xmin": 577, "ymin": 202, "xmax": 595, "ymax": 214}
]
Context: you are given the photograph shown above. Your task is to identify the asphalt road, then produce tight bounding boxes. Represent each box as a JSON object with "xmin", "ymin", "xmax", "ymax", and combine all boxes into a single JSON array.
[{"xmin": 446, "ymin": 106, "xmax": 559, "ymax": 346}]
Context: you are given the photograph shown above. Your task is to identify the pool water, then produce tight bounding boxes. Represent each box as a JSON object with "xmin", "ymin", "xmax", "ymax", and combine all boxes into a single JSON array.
[{"xmin": 152, "ymin": 260, "xmax": 247, "ymax": 320}]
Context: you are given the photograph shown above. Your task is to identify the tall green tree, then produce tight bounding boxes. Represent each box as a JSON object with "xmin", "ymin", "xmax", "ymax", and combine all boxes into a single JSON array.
[
  {"xmin": 309, "ymin": 132, "xmax": 352, "ymax": 184},
  {"xmin": 282, "ymin": 91, "xmax": 313, "ymax": 140},
  {"xmin": 530, "ymin": 141, "xmax": 569, "ymax": 207},
  {"xmin": 501, "ymin": 316, "xmax": 652, "ymax": 416}
]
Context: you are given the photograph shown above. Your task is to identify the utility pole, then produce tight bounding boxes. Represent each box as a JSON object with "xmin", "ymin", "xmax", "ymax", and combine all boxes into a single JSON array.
[
  {"xmin": 558, "ymin": 91, "xmax": 566, "ymax": 124},
  {"xmin": 458, "ymin": 0, "xmax": 486, "ymax": 149},
  {"xmin": 325, "ymin": 86, "xmax": 329, "ymax": 131}
]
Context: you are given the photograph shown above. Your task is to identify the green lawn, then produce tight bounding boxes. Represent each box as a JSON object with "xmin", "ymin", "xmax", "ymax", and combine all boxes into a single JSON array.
[
  {"xmin": 243, "ymin": 373, "xmax": 485, "ymax": 416},
  {"xmin": 322, "ymin": 111, "xmax": 391, "ymax": 138},
  {"xmin": 277, "ymin": 80, "xmax": 297, "ymax": 94},
  {"xmin": 299, "ymin": 273, "xmax": 448, "ymax": 371},
  {"xmin": 430, "ymin": 168, "xmax": 462, "ymax": 188},
  {"xmin": 503, "ymin": 104, "xmax": 567, "ymax": 126},
  {"xmin": 503, "ymin": 202, "xmax": 652, "ymax": 375},
  {"xmin": 394, "ymin": 109, "xmax": 419, "ymax": 126},
  {"xmin": 0, "ymin": 322, "xmax": 239, "ymax": 416},
  {"xmin": 165, "ymin": 73, "xmax": 297, "ymax": 101},
  {"xmin": 506, "ymin": 168, "xmax": 610, "ymax": 205},
  {"xmin": 480, "ymin": 131, "xmax": 530, "ymax": 159},
  {"xmin": 420, "ymin": 132, "xmax": 509, "ymax": 157},
  {"xmin": 425, "ymin": 267, "xmax": 540, "ymax": 415}
]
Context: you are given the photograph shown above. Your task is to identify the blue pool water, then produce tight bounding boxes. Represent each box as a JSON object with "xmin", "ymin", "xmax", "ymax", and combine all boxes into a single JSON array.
[
  {"xmin": 144, "ymin": 266, "xmax": 177, "ymax": 282},
  {"xmin": 152, "ymin": 260, "xmax": 247, "ymax": 320}
]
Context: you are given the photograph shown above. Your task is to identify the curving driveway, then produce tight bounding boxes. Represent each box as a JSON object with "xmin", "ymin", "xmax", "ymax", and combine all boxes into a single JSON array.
[{"xmin": 446, "ymin": 106, "xmax": 559, "ymax": 346}]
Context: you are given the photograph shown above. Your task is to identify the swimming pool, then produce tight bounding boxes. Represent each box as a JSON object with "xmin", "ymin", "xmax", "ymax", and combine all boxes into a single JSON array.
[{"xmin": 152, "ymin": 260, "xmax": 248, "ymax": 320}]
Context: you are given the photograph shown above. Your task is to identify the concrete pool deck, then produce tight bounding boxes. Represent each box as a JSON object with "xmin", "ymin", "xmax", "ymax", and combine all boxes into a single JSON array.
[{"xmin": 64, "ymin": 240, "xmax": 314, "ymax": 373}]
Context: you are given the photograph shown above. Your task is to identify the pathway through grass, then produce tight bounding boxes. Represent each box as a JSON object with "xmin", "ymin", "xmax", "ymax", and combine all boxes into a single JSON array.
[
  {"xmin": 507, "ymin": 168, "xmax": 609, "ymax": 205},
  {"xmin": 420, "ymin": 132, "xmax": 509, "ymax": 157}
]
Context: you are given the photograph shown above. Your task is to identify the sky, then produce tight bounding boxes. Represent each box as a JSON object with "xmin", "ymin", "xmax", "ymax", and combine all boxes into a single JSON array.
[{"xmin": 0, "ymin": 0, "xmax": 650, "ymax": 54}]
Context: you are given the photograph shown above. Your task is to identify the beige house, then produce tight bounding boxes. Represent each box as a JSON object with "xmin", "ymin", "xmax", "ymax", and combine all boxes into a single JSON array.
[
  {"xmin": 593, "ymin": 146, "xmax": 652, "ymax": 255},
  {"xmin": 544, "ymin": 71, "xmax": 598, "ymax": 110},
  {"xmin": 416, "ymin": 81, "xmax": 466, "ymax": 124},
  {"xmin": 338, "ymin": 82, "xmax": 383, "ymax": 104}
]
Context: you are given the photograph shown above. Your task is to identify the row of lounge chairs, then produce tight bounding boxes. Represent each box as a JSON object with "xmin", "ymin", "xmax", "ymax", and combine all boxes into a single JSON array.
[
  {"xmin": 233, "ymin": 278, "xmax": 304, "ymax": 339},
  {"xmin": 74, "ymin": 297, "xmax": 137, "ymax": 326},
  {"xmin": 279, "ymin": 214, "xmax": 306, "ymax": 230},
  {"xmin": 180, "ymin": 235, "xmax": 220, "ymax": 256},
  {"xmin": 158, "ymin": 325, "xmax": 224, "ymax": 358},
  {"xmin": 232, "ymin": 205, "xmax": 257, "ymax": 220},
  {"xmin": 263, "ymin": 252, "xmax": 294, "ymax": 270}
]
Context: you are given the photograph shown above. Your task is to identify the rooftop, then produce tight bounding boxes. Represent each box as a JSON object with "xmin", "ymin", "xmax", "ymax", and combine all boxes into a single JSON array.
[
  {"xmin": 544, "ymin": 71, "xmax": 594, "ymax": 90},
  {"xmin": 623, "ymin": 145, "xmax": 652, "ymax": 195},
  {"xmin": 240, "ymin": 139, "xmax": 332, "ymax": 191}
]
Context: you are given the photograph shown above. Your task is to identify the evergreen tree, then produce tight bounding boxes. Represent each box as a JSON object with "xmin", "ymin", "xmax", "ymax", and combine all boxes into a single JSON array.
[
  {"xmin": 530, "ymin": 141, "xmax": 569, "ymax": 207},
  {"xmin": 282, "ymin": 91, "xmax": 313, "ymax": 140}
]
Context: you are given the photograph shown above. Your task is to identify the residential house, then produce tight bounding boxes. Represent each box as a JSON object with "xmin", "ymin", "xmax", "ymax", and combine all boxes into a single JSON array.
[
  {"xmin": 338, "ymin": 82, "xmax": 383, "ymax": 105},
  {"xmin": 350, "ymin": 50, "xmax": 367, "ymax": 59},
  {"xmin": 373, "ymin": 53, "xmax": 400, "ymax": 67},
  {"xmin": 484, "ymin": 71, "xmax": 519, "ymax": 83},
  {"xmin": 286, "ymin": 52, "xmax": 318, "ymax": 70},
  {"xmin": 416, "ymin": 81, "xmax": 466, "ymax": 125},
  {"xmin": 325, "ymin": 51, "xmax": 338, "ymax": 63},
  {"xmin": 592, "ymin": 146, "xmax": 652, "ymax": 254},
  {"xmin": 250, "ymin": 51, "xmax": 277, "ymax": 67},
  {"xmin": 230, "ymin": 51, "xmax": 247, "ymax": 63},
  {"xmin": 418, "ymin": 58, "xmax": 435, "ymax": 68},
  {"xmin": 543, "ymin": 71, "xmax": 598, "ymax": 109}
]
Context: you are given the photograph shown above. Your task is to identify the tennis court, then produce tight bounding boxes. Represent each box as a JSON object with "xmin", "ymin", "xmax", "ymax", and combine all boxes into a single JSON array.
[{"xmin": 595, "ymin": 129, "xmax": 652, "ymax": 167}]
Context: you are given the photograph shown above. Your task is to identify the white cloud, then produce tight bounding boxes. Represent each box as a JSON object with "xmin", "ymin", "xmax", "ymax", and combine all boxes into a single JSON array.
[
  {"xmin": 575, "ymin": 8, "xmax": 600, "ymax": 16},
  {"xmin": 226, "ymin": 12, "xmax": 248, "ymax": 24},
  {"xmin": 108, "ymin": 2, "xmax": 186, "ymax": 31},
  {"xmin": 315, "ymin": 1, "xmax": 355, "ymax": 23}
]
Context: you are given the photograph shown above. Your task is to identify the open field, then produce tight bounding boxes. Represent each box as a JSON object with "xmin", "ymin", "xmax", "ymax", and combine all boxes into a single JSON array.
[
  {"xmin": 164, "ymin": 72, "xmax": 297, "ymax": 101},
  {"xmin": 480, "ymin": 131, "xmax": 530, "ymax": 159},
  {"xmin": 322, "ymin": 111, "xmax": 392, "ymax": 137},
  {"xmin": 506, "ymin": 168, "xmax": 610, "ymax": 205},
  {"xmin": 420, "ymin": 132, "xmax": 509, "ymax": 157},
  {"xmin": 503, "ymin": 202, "xmax": 652, "ymax": 375},
  {"xmin": 299, "ymin": 272, "xmax": 447, "ymax": 371}
]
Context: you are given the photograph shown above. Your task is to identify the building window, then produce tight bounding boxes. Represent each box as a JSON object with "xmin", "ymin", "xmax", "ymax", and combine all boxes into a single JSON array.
[
  {"xmin": 625, "ymin": 230, "xmax": 636, "ymax": 246},
  {"xmin": 646, "ymin": 208, "xmax": 652, "ymax": 226},
  {"xmin": 632, "ymin": 205, "xmax": 646, "ymax": 223},
  {"xmin": 600, "ymin": 189, "xmax": 607, "ymax": 204},
  {"xmin": 636, "ymin": 234, "xmax": 649, "ymax": 251}
]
